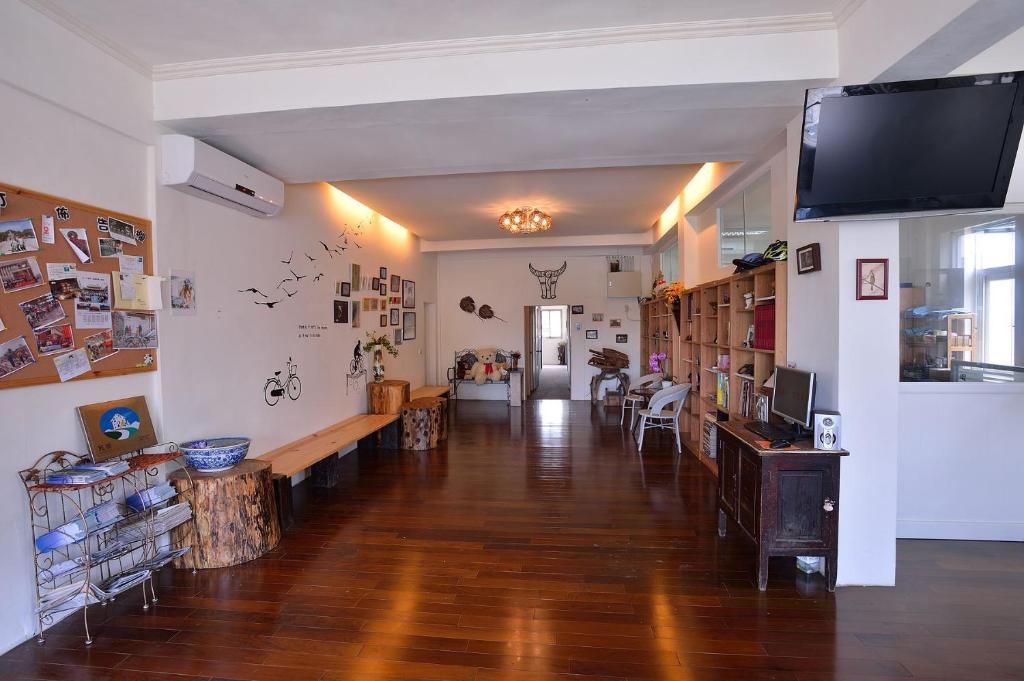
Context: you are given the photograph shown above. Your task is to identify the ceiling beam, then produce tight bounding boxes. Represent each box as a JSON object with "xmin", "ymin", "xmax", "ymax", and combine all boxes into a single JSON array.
[{"xmin": 153, "ymin": 24, "xmax": 837, "ymax": 122}]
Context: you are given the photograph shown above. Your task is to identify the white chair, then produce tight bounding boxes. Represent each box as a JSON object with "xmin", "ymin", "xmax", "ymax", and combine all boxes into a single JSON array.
[
  {"xmin": 636, "ymin": 383, "xmax": 692, "ymax": 454},
  {"xmin": 620, "ymin": 373, "xmax": 664, "ymax": 429}
]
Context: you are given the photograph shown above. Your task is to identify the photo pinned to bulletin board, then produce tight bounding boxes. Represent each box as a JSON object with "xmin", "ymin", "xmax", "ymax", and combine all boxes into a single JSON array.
[{"xmin": 0, "ymin": 182, "xmax": 156, "ymax": 389}]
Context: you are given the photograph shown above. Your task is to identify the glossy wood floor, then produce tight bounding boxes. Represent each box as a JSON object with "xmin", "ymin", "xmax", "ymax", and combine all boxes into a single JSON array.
[{"xmin": 3, "ymin": 400, "xmax": 1022, "ymax": 681}]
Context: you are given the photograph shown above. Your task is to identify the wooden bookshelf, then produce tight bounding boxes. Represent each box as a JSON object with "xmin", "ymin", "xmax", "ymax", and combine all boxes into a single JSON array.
[
  {"xmin": 640, "ymin": 295, "xmax": 678, "ymax": 384},
  {"xmin": 674, "ymin": 261, "xmax": 788, "ymax": 478}
]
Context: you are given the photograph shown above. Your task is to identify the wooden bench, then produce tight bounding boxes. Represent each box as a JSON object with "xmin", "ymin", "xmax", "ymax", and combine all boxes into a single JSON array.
[
  {"xmin": 410, "ymin": 385, "xmax": 450, "ymax": 400},
  {"xmin": 258, "ymin": 413, "xmax": 398, "ymax": 528}
]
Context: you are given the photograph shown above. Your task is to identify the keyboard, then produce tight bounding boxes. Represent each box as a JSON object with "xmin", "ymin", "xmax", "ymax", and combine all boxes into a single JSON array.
[{"xmin": 744, "ymin": 421, "xmax": 794, "ymax": 441}]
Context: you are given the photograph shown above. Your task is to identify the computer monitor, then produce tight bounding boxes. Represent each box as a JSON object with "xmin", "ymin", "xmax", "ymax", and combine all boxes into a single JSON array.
[{"xmin": 771, "ymin": 367, "xmax": 816, "ymax": 430}]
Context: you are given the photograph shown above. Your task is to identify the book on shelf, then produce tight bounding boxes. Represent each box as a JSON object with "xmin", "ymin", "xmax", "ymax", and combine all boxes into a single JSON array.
[
  {"xmin": 35, "ymin": 500, "xmax": 124, "ymax": 552},
  {"xmin": 36, "ymin": 580, "xmax": 97, "ymax": 614},
  {"xmin": 701, "ymin": 414, "xmax": 718, "ymax": 459},
  {"xmin": 126, "ymin": 481, "xmax": 177, "ymax": 512},
  {"xmin": 72, "ymin": 460, "xmax": 130, "ymax": 476},
  {"xmin": 137, "ymin": 546, "xmax": 191, "ymax": 571},
  {"xmin": 118, "ymin": 501, "xmax": 192, "ymax": 542},
  {"xmin": 95, "ymin": 568, "xmax": 151, "ymax": 598},
  {"xmin": 754, "ymin": 301, "xmax": 776, "ymax": 350}
]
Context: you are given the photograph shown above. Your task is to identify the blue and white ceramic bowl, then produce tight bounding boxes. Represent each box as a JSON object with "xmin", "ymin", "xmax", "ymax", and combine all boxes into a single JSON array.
[{"xmin": 179, "ymin": 437, "xmax": 250, "ymax": 472}]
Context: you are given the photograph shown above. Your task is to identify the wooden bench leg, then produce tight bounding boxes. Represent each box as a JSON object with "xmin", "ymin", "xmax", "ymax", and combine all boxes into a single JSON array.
[
  {"xmin": 271, "ymin": 473, "xmax": 294, "ymax": 532},
  {"xmin": 357, "ymin": 433, "xmax": 376, "ymax": 456},
  {"xmin": 311, "ymin": 451, "xmax": 344, "ymax": 487},
  {"xmin": 379, "ymin": 420, "xmax": 402, "ymax": 449}
]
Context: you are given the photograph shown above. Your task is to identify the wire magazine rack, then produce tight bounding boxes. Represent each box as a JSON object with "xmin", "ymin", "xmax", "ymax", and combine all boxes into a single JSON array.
[{"xmin": 19, "ymin": 445, "xmax": 200, "ymax": 646}]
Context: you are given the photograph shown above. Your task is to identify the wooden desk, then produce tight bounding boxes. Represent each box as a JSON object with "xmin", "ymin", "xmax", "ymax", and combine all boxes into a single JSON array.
[{"xmin": 715, "ymin": 418, "xmax": 848, "ymax": 591}]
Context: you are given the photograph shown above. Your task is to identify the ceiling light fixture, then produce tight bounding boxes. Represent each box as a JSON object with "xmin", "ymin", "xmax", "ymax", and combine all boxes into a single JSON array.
[{"xmin": 498, "ymin": 206, "xmax": 552, "ymax": 235}]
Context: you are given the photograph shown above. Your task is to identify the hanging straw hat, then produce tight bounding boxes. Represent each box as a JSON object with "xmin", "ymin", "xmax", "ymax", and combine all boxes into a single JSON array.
[
  {"xmin": 477, "ymin": 304, "xmax": 505, "ymax": 322},
  {"xmin": 459, "ymin": 296, "xmax": 476, "ymax": 313}
]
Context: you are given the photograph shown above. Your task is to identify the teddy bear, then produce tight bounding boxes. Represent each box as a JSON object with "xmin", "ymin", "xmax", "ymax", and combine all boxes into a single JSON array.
[{"xmin": 470, "ymin": 347, "xmax": 507, "ymax": 385}]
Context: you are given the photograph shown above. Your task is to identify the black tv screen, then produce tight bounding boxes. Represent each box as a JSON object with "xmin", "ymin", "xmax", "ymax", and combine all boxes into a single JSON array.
[{"xmin": 794, "ymin": 72, "xmax": 1024, "ymax": 221}]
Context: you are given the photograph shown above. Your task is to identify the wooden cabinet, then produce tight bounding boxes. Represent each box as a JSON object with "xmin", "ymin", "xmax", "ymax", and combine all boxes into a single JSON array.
[{"xmin": 716, "ymin": 420, "xmax": 847, "ymax": 591}]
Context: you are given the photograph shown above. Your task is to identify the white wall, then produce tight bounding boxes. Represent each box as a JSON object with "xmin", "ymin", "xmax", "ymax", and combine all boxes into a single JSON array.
[
  {"xmin": 156, "ymin": 181, "xmax": 436, "ymax": 457},
  {"xmin": 0, "ymin": 5, "xmax": 156, "ymax": 652},
  {"xmin": 437, "ymin": 249, "xmax": 646, "ymax": 400}
]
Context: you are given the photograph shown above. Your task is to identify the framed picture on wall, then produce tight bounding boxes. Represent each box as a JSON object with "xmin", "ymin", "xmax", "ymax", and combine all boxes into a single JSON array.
[
  {"xmin": 351, "ymin": 264, "xmax": 361, "ymax": 291},
  {"xmin": 403, "ymin": 311, "xmax": 416, "ymax": 340},
  {"xmin": 379, "ymin": 282, "xmax": 387, "ymax": 296},
  {"xmin": 390, "ymin": 274, "xmax": 400, "ymax": 292},
  {"xmin": 333, "ymin": 300, "xmax": 348, "ymax": 323},
  {"xmin": 371, "ymin": 277, "xmax": 380, "ymax": 291},
  {"xmin": 856, "ymin": 258, "xmax": 889, "ymax": 300},
  {"xmin": 796, "ymin": 243, "xmax": 822, "ymax": 275},
  {"xmin": 585, "ymin": 329, "xmax": 598, "ymax": 340},
  {"xmin": 390, "ymin": 308, "xmax": 399, "ymax": 325},
  {"xmin": 571, "ymin": 305, "xmax": 584, "ymax": 315},
  {"xmin": 380, "ymin": 313, "xmax": 388, "ymax": 328},
  {"xmin": 615, "ymin": 334, "xmax": 628, "ymax": 343},
  {"xmin": 379, "ymin": 267, "xmax": 387, "ymax": 280},
  {"xmin": 402, "ymin": 280, "xmax": 416, "ymax": 309}
]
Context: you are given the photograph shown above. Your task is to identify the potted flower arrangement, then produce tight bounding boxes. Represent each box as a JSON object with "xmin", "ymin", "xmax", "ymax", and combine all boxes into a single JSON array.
[
  {"xmin": 509, "ymin": 350, "xmax": 522, "ymax": 370},
  {"xmin": 662, "ymin": 281, "xmax": 685, "ymax": 328},
  {"xmin": 363, "ymin": 331, "xmax": 399, "ymax": 383}
]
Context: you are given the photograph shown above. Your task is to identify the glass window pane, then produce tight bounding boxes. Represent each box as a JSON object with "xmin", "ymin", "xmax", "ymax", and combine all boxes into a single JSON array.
[
  {"xmin": 660, "ymin": 242, "xmax": 679, "ymax": 282},
  {"xmin": 899, "ymin": 214, "xmax": 1021, "ymax": 383},
  {"xmin": 743, "ymin": 173, "xmax": 772, "ymax": 255},
  {"xmin": 718, "ymin": 172, "xmax": 772, "ymax": 266},
  {"xmin": 719, "ymin": 193, "xmax": 746, "ymax": 266}
]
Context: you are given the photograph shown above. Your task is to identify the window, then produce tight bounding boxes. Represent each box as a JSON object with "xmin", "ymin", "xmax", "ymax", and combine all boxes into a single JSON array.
[
  {"xmin": 718, "ymin": 172, "xmax": 772, "ymax": 266},
  {"xmin": 659, "ymin": 240, "xmax": 679, "ymax": 283},
  {"xmin": 541, "ymin": 308, "xmax": 563, "ymax": 339},
  {"xmin": 899, "ymin": 214, "xmax": 1022, "ymax": 383}
]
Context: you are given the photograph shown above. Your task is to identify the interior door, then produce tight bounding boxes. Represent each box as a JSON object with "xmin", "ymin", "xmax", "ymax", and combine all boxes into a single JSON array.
[
  {"xmin": 524, "ymin": 306, "xmax": 536, "ymax": 396},
  {"xmin": 533, "ymin": 306, "xmax": 543, "ymax": 393}
]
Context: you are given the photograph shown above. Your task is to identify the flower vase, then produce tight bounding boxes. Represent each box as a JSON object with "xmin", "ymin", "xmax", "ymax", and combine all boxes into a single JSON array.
[{"xmin": 372, "ymin": 347, "xmax": 385, "ymax": 383}]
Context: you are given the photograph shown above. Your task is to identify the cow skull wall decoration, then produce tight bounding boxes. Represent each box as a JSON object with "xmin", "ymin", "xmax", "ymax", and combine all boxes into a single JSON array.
[{"xmin": 529, "ymin": 261, "xmax": 567, "ymax": 300}]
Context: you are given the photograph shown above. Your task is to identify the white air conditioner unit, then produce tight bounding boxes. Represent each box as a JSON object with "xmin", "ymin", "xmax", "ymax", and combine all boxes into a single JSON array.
[{"xmin": 160, "ymin": 134, "xmax": 284, "ymax": 217}]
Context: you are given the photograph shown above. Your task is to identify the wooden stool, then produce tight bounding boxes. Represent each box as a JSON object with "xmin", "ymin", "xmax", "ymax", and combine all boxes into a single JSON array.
[
  {"xmin": 367, "ymin": 380, "xmax": 410, "ymax": 414},
  {"xmin": 401, "ymin": 397, "xmax": 448, "ymax": 450},
  {"xmin": 169, "ymin": 460, "xmax": 280, "ymax": 569}
]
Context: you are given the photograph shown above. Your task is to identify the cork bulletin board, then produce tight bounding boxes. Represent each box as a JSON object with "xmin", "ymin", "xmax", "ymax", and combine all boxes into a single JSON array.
[{"xmin": 0, "ymin": 182, "xmax": 157, "ymax": 389}]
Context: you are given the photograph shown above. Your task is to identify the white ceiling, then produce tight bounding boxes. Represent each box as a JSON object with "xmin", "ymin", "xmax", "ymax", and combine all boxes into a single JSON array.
[
  {"xmin": 169, "ymin": 82, "xmax": 815, "ymax": 183},
  {"xmin": 42, "ymin": 0, "xmax": 850, "ymax": 67},
  {"xmin": 31, "ymin": 0, "xmax": 844, "ymax": 242},
  {"xmin": 335, "ymin": 165, "xmax": 700, "ymax": 240}
]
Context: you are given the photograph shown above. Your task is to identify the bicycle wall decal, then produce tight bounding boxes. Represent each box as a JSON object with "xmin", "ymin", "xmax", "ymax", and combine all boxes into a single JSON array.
[{"xmin": 264, "ymin": 356, "xmax": 302, "ymax": 406}]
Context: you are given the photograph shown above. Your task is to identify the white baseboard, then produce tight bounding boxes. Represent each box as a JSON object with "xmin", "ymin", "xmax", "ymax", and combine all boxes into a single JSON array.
[{"xmin": 897, "ymin": 519, "xmax": 1024, "ymax": 541}]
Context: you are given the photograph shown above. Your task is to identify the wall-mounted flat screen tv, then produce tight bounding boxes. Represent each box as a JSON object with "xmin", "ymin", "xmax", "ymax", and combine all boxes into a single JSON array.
[{"xmin": 794, "ymin": 72, "xmax": 1024, "ymax": 222}]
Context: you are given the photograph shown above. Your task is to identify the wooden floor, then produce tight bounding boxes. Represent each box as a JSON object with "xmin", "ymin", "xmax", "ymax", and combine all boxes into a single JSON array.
[{"xmin": 3, "ymin": 400, "xmax": 1022, "ymax": 680}]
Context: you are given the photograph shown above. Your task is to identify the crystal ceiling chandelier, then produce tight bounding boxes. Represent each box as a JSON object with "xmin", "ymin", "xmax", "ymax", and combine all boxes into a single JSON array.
[{"xmin": 498, "ymin": 206, "xmax": 552, "ymax": 235}]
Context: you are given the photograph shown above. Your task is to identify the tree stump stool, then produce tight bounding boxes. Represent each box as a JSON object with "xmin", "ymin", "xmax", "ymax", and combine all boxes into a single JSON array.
[
  {"xmin": 401, "ymin": 397, "xmax": 448, "ymax": 450},
  {"xmin": 169, "ymin": 460, "xmax": 280, "ymax": 569},
  {"xmin": 369, "ymin": 380, "xmax": 410, "ymax": 449},
  {"xmin": 368, "ymin": 380, "xmax": 410, "ymax": 414}
]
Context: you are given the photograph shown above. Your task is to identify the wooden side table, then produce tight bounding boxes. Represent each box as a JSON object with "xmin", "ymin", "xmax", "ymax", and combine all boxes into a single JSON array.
[
  {"xmin": 368, "ymin": 379, "xmax": 410, "ymax": 415},
  {"xmin": 169, "ymin": 460, "xmax": 280, "ymax": 569}
]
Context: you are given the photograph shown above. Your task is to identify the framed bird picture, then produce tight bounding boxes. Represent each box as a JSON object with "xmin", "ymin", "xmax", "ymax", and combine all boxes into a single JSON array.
[{"xmin": 856, "ymin": 258, "xmax": 888, "ymax": 300}]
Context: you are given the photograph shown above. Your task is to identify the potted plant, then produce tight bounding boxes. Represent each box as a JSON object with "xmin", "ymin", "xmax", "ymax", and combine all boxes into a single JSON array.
[
  {"xmin": 509, "ymin": 350, "xmax": 522, "ymax": 370},
  {"xmin": 663, "ymin": 281, "xmax": 685, "ymax": 328},
  {"xmin": 363, "ymin": 331, "xmax": 399, "ymax": 383}
]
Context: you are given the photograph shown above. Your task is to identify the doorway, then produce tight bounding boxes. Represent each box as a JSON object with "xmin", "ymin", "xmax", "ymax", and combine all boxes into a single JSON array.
[{"xmin": 525, "ymin": 305, "xmax": 570, "ymax": 400}]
